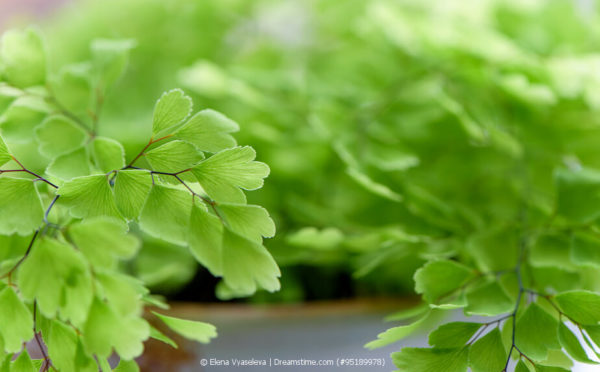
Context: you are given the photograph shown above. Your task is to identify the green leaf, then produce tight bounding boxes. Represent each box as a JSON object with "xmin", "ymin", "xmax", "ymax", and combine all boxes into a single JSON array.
[
  {"xmin": 95, "ymin": 271, "xmax": 145, "ymax": 317},
  {"xmin": 59, "ymin": 174, "xmax": 122, "ymax": 219},
  {"xmin": 530, "ymin": 234, "xmax": 575, "ymax": 270},
  {"xmin": 91, "ymin": 39, "xmax": 135, "ymax": 89},
  {"xmin": 46, "ymin": 320, "xmax": 96, "ymax": 372},
  {"xmin": 584, "ymin": 325, "xmax": 600, "ymax": 350},
  {"xmin": 469, "ymin": 329, "xmax": 507, "ymax": 372},
  {"xmin": 465, "ymin": 281, "xmax": 513, "ymax": 316},
  {"xmin": 555, "ymin": 290, "xmax": 600, "ymax": 325},
  {"xmin": 34, "ymin": 115, "xmax": 87, "ymax": 158},
  {"xmin": 18, "ymin": 237, "xmax": 90, "ymax": 319},
  {"xmin": 558, "ymin": 321, "xmax": 597, "ymax": 364},
  {"xmin": 114, "ymin": 169, "xmax": 152, "ymax": 220},
  {"xmin": 174, "ymin": 109, "xmax": 239, "ymax": 152},
  {"xmin": 571, "ymin": 232, "xmax": 600, "ymax": 267},
  {"xmin": 50, "ymin": 63, "xmax": 93, "ymax": 115},
  {"xmin": 139, "ymin": 184, "xmax": 192, "ymax": 245},
  {"xmin": 0, "ymin": 135, "xmax": 11, "ymax": 166},
  {"xmin": 555, "ymin": 167, "xmax": 600, "ymax": 224},
  {"xmin": 0, "ymin": 177, "xmax": 43, "ymax": 235},
  {"xmin": 221, "ymin": 228, "xmax": 280, "ymax": 294},
  {"xmin": 114, "ymin": 360, "xmax": 140, "ymax": 372},
  {"xmin": 515, "ymin": 360, "xmax": 530, "ymax": 372},
  {"xmin": 392, "ymin": 347, "xmax": 469, "ymax": 372},
  {"xmin": 152, "ymin": 89, "xmax": 192, "ymax": 136},
  {"xmin": 68, "ymin": 217, "xmax": 140, "ymax": 269},
  {"xmin": 217, "ymin": 203, "xmax": 275, "ymax": 243},
  {"xmin": 82, "ymin": 297, "xmax": 149, "ymax": 360},
  {"xmin": 515, "ymin": 302, "xmax": 560, "ymax": 361},
  {"xmin": 191, "ymin": 146, "xmax": 269, "ymax": 203},
  {"xmin": 149, "ymin": 325, "xmax": 178, "ymax": 349},
  {"xmin": 0, "ymin": 28, "xmax": 45, "ymax": 88},
  {"xmin": 366, "ymin": 311, "xmax": 432, "ymax": 349},
  {"xmin": 188, "ymin": 204, "xmax": 223, "ymax": 276},
  {"xmin": 346, "ymin": 167, "xmax": 403, "ymax": 202},
  {"xmin": 385, "ymin": 303, "xmax": 429, "ymax": 322},
  {"xmin": 144, "ymin": 140, "xmax": 203, "ymax": 172},
  {"xmin": 0, "ymin": 96, "xmax": 48, "ymax": 142},
  {"xmin": 92, "ymin": 137, "xmax": 125, "ymax": 172},
  {"xmin": 414, "ymin": 260, "xmax": 475, "ymax": 304},
  {"xmin": 9, "ymin": 349, "xmax": 35, "ymax": 372},
  {"xmin": 428, "ymin": 322, "xmax": 482, "ymax": 348},
  {"xmin": 153, "ymin": 312, "xmax": 217, "ymax": 344},
  {"xmin": 46, "ymin": 147, "xmax": 91, "ymax": 180},
  {"xmin": 0, "ymin": 287, "xmax": 33, "ymax": 353}
]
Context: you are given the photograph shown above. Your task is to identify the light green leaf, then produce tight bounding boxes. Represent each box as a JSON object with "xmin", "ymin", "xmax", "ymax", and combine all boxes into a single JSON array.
[
  {"xmin": 0, "ymin": 28, "xmax": 45, "ymax": 88},
  {"xmin": 46, "ymin": 147, "xmax": 91, "ymax": 180},
  {"xmin": 92, "ymin": 137, "xmax": 125, "ymax": 172},
  {"xmin": 153, "ymin": 312, "xmax": 217, "ymax": 344},
  {"xmin": 392, "ymin": 347, "xmax": 469, "ymax": 372},
  {"xmin": 174, "ymin": 109, "xmax": 239, "ymax": 152},
  {"xmin": 385, "ymin": 303, "xmax": 429, "ymax": 322},
  {"xmin": 34, "ymin": 115, "xmax": 87, "ymax": 158},
  {"xmin": 555, "ymin": 290, "xmax": 600, "ymax": 325},
  {"xmin": 414, "ymin": 260, "xmax": 475, "ymax": 304},
  {"xmin": 191, "ymin": 146, "xmax": 269, "ymax": 203},
  {"xmin": 428, "ymin": 322, "xmax": 482, "ymax": 348},
  {"xmin": 469, "ymin": 329, "xmax": 507, "ymax": 372},
  {"xmin": 18, "ymin": 237, "xmax": 90, "ymax": 319},
  {"xmin": 0, "ymin": 287, "xmax": 33, "ymax": 353},
  {"xmin": 96, "ymin": 271, "xmax": 145, "ymax": 317},
  {"xmin": 0, "ymin": 135, "xmax": 11, "ymax": 166},
  {"xmin": 515, "ymin": 302, "xmax": 560, "ymax": 361},
  {"xmin": 555, "ymin": 167, "xmax": 600, "ymax": 224},
  {"xmin": 571, "ymin": 232, "xmax": 600, "ymax": 267},
  {"xmin": 144, "ymin": 140, "xmax": 203, "ymax": 172},
  {"xmin": 91, "ymin": 39, "xmax": 135, "ymax": 89},
  {"xmin": 465, "ymin": 281, "xmax": 513, "ymax": 316},
  {"xmin": 558, "ymin": 322, "xmax": 597, "ymax": 364},
  {"xmin": 0, "ymin": 177, "xmax": 43, "ymax": 235},
  {"xmin": 46, "ymin": 320, "xmax": 85, "ymax": 372},
  {"xmin": 83, "ymin": 297, "xmax": 149, "ymax": 360},
  {"xmin": 221, "ymin": 228, "xmax": 280, "ymax": 294},
  {"xmin": 50, "ymin": 63, "xmax": 93, "ymax": 115},
  {"xmin": 9, "ymin": 349, "xmax": 35, "ymax": 372},
  {"xmin": 59, "ymin": 174, "xmax": 122, "ymax": 219},
  {"xmin": 139, "ymin": 184, "xmax": 192, "ymax": 245},
  {"xmin": 0, "ymin": 96, "xmax": 48, "ymax": 142},
  {"xmin": 152, "ymin": 89, "xmax": 192, "ymax": 136},
  {"xmin": 346, "ymin": 167, "xmax": 403, "ymax": 202},
  {"xmin": 217, "ymin": 203, "xmax": 275, "ymax": 243},
  {"xmin": 69, "ymin": 217, "xmax": 140, "ymax": 269},
  {"xmin": 114, "ymin": 360, "xmax": 140, "ymax": 372},
  {"xmin": 366, "ymin": 311, "xmax": 432, "ymax": 350},
  {"xmin": 114, "ymin": 169, "xmax": 152, "ymax": 220},
  {"xmin": 530, "ymin": 234, "xmax": 575, "ymax": 270},
  {"xmin": 149, "ymin": 325, "xmax": 178, "ymax": 349},
  {"xmin": 286, "ymin": 227, "xmax": 344, "ymax": 250},
  {"xmin": 188, "ymin": 204, "xmax": 223, "ymax": 276}
]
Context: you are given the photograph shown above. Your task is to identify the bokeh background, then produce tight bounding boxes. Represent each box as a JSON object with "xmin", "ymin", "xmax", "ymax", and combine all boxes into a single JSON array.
[{"xmin": 2, "ymin": 0, "xmax": 600, "ymax": 371}]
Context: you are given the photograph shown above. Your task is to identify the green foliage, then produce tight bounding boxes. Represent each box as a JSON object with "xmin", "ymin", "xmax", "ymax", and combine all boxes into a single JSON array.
[
  {"xmin": 0, "ymin": 26, "xmax": 276, "ymax": 370},
  {"xmin": 9, "ymin": 0, "xmax": 600, "ymax": 370}
]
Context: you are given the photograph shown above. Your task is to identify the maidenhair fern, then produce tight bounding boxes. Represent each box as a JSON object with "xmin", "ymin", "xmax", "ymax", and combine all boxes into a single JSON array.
[{"xmin": 0, "ymin": 28, "xmax": 278, "ymax": 371}]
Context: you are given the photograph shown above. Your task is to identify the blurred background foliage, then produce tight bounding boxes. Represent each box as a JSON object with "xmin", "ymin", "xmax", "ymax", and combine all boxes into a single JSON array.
[{"xmin": 7, "ymin": 0, "xmax": 600, "ymax": 302}]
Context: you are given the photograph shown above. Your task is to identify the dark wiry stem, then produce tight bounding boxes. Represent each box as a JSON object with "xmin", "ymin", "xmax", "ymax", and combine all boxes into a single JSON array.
[
  {"xmin": 33, "ymin": 302, "xmax": 53, "ymax": 372},
  {"xmin": 125, "ymin": 135, "xmax": 173, "ymax": 169}
]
